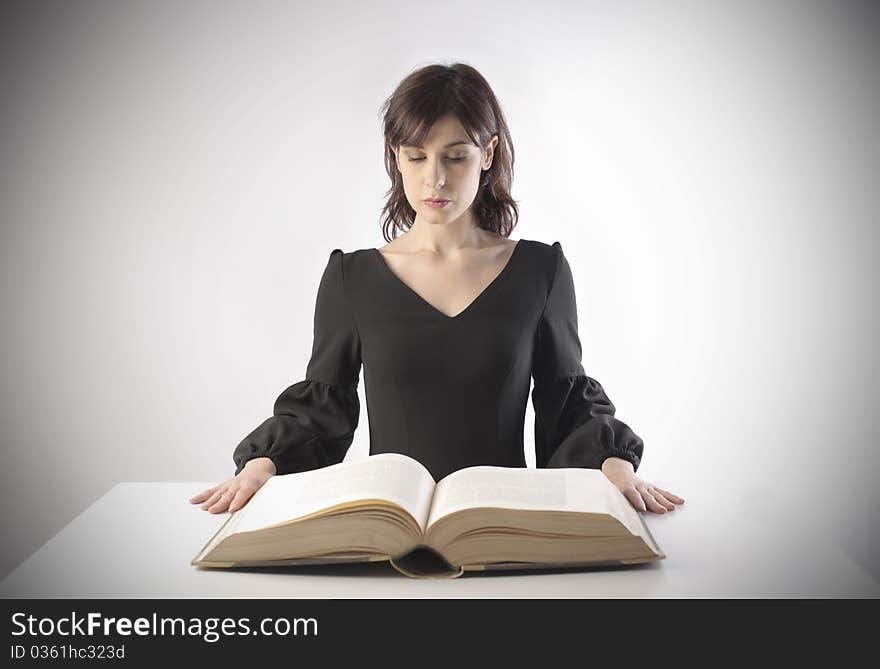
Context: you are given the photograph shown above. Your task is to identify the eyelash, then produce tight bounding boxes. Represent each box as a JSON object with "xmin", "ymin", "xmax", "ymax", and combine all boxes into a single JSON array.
[{"xmin": 407, "ymin": 157, "xmax": 466, "ymax": 162}]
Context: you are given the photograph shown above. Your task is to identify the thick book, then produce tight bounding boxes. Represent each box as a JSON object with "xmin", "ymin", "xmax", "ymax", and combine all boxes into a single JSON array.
[{"xmin": 191, "ymin": 453, "xmax": 665, "ymax": 578}]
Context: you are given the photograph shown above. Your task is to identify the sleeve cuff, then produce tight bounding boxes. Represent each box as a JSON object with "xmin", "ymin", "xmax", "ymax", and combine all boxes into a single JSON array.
[{"xmin": 603, "ymin": 449, "xmax": 641, "ymax": 473}]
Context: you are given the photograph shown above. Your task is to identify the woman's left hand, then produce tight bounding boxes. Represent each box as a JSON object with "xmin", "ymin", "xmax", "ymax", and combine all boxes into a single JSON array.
[{"xmin": 601, "ymin": 457, "xmax": 685, "ymax": 514}]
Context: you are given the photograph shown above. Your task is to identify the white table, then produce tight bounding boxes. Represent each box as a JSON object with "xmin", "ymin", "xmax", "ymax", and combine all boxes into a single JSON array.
[{"xmin": 1, "ymin": 481, "xmax": 877, "ymax": 598}]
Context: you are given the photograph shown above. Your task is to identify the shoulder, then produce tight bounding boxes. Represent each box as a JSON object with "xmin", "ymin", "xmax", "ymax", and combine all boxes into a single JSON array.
[
  {"xmin": 516, "ymin": 238, "xmax": 566, "ymax": 277},
  {"xmin": 519, "ymin": 238, "xmax": 562, "ymax": 258},
  {"xmin": 318, "ymin": 247, "xmax": 377, "ymax": 284},
  {"xmin": 323, "ymin": 239, "xmax": 565, "ymax": 275}
]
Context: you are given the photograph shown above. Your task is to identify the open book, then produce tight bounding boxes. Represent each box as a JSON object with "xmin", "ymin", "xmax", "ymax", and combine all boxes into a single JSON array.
[{"xmin": 191, "ymin": 453, "xmax": 665, "ymax": 578}]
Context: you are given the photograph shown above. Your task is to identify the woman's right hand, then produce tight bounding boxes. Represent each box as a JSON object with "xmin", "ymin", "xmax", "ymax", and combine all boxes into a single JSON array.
[{"xmin": 189, "ymin": 457, "xmax": 277, "ymax": 514}]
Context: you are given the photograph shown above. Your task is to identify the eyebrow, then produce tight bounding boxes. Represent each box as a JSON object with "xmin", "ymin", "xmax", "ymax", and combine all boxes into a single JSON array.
[{"xmin": 402, "ymin": 140, "xmax": 472, "ymax": 149}]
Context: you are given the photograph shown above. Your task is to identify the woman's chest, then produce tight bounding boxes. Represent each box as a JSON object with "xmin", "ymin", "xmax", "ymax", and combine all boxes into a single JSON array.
[
  {"xmin": 373, "ymin": 245, "xmax": 519, "ymax": 319},
  {"xmin": 348, "ymin": 261, "xmax": 548, "ymax": 379}
]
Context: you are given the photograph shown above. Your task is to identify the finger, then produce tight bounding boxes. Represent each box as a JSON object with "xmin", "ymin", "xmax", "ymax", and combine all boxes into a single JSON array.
[
  {"xmin": 208, "ymin": 489, "xmax": 236, "ymax": 514},
  {"xmin": 228, "ymin": 488, "xmax": 253, "ymax": 513},
  {"xmin": 655, "ymin": 487, "xmax": 685, "ymax": 504},
  {"xmin": 650, "ymin": 490, "xmax": 676, "ymax": 511},
  {"xmin": 190, "ymin": 486, "xmax": 218, "ymax": 503},
  {"xmin": 641, "ymin": 488, "xmax": 667, "ymax": 514},
  {"xmin": 200, "ymin": 489, "xmax": 225, "ymax": 510},
  {"xmin": 625, "ymin": 488, "xmax": 647, "ymax": 512}
]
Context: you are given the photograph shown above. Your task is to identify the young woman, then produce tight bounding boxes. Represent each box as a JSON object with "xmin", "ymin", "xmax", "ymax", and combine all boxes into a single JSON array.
[{"xmin": 191, "ymin": 62, "xmax": 684, "ymax": 517}]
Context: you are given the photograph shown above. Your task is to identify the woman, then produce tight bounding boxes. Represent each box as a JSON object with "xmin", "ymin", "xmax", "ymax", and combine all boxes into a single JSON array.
[{"xmin": 191, "ymin": 62, "xmax": 684, "ymax": 517}]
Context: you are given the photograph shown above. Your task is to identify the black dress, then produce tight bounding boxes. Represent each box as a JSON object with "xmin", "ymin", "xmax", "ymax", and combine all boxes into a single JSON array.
[{"xmin": 232, "ymin": 239, "xmax": 644, "ymax": 482}]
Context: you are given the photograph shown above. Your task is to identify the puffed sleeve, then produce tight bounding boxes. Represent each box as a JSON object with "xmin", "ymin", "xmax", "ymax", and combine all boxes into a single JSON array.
[
  {"xmin": 232, "ymin": 248, "xmax": 361, "ymax": 476},
  {"xmin": 531, "ymin": 242, "xmax": 644, "ymax": 472}
]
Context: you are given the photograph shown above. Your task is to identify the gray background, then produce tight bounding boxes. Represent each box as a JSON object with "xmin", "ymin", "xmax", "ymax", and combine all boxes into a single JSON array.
[{"xmin": 1, "ymin": 0, "xmax": 877, "ymax": 589}]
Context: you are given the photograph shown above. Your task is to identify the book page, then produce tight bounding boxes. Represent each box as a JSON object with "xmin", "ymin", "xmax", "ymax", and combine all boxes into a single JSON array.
[
  {"xmin": 426, "ymin": 466, "xmax": 644, "ymax": 536},
  {"xmin": 232, "ymin": 453, "xmax": 436, "ymax": 535}
]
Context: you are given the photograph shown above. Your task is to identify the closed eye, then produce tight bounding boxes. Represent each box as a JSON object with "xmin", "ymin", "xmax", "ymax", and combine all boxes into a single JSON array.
[{"xmin": 407, "ymin": 157, "xmax": 466, "ymax": 162}]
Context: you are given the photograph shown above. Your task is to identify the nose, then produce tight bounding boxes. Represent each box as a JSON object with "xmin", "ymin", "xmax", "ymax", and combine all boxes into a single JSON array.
[{"xmin": 424, "ymin": 157, "xmax": 445, "ymax": 189}]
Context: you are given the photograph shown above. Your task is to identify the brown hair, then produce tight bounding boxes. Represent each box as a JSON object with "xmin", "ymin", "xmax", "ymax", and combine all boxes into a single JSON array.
[{"xmin": 378, "ymin": 62, "xmax": 519, "ymax": 242}]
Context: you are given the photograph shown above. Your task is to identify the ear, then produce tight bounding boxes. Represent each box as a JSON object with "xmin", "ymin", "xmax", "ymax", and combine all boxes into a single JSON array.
[
  {"xmin": 390, "ymin": 144, "xmax": 402, "ymax": 173},
  {"xmin": 483, "ymin": 135, "xmax": 499, "ymax": 168}
]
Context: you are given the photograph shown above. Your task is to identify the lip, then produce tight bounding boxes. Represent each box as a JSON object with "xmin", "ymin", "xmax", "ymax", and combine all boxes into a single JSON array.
[{"xmin": 423, "ymin": 199, "xmax": 450, "ymax": 208}]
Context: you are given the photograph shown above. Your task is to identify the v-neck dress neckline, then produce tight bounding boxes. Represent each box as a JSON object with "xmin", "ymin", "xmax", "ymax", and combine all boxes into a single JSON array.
[{"xmin": 370, "ymin": 240, "xmax": 523, "ymax": 321}]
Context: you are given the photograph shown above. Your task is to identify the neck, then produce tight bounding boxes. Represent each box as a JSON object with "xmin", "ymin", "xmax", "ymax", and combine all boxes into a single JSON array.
[{"xmin": 406, "ymin": 212, "xmax": 492, "ymax": 254}]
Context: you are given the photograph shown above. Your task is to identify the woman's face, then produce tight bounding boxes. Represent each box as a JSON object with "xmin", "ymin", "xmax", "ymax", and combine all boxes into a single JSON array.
[{"xmin": 392, "ymin": 114, "xmax": 498, "ymax": 225}]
